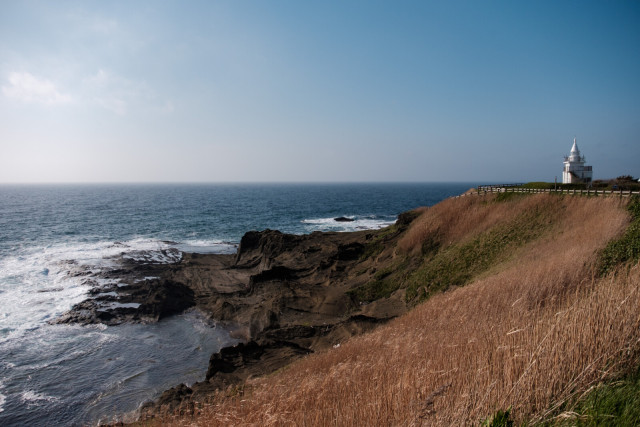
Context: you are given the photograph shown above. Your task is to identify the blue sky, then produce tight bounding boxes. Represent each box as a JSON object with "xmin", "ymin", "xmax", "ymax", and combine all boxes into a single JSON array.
[{"xmin": 1, "ymin": 0, "xmax": 638, "ymax": 183}]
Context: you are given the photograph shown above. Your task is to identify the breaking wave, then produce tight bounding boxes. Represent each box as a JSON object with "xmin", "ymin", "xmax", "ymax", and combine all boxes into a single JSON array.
[{"xmin": 301, "ymin": 215, "xmax": 396, "ymax": 232}]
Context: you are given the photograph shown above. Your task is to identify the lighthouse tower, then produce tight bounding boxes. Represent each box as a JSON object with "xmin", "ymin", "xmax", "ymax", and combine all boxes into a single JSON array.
[{"xmin": 562, "ymin": 137, "xmax": 593, "ymax": 184}]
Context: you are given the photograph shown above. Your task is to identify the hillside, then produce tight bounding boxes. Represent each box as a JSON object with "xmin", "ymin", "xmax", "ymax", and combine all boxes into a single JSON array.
[{"xmin": 135, "ymin": 193, "xmax": 640, "ymax": 426}]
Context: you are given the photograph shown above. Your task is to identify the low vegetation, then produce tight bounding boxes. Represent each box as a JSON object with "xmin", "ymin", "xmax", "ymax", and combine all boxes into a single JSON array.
[
  {"xmin": 598, "ymin": 195, "xmax": 640, "ymax": 275},
  {"xmin": 144, "ymin": 192, "xmax": 639, "ymax": 426},
  {"xmin": 347, "ymin": 260, "xmax": 407, "ymax": 302},
  {"xmin": 519, "ymin": 176, "xmax": 640, "ymax": 192},
  {"xmin": 405, "ymin": 195, "xmax": 559, "ymax": 302},
  {"xmin": 548, "ymin": 367, "xmax": 640, "ymax": 426}
]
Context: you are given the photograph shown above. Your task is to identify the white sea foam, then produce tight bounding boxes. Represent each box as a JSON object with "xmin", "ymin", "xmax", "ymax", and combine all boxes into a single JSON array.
[
  {"xmin": 176, "ymin": 240, "xmax": 238, "ymax": 254},
  {"xmin": 301, "ymin": 216, "xmax": 396, "ymax": 232},
  {"xmin": 121, "ymin": 248, "xmax": 182, "ymax": 264},
  {"xmin": 0, "ymin": 237, "xmax": 192, "ymax": 342},
  {"xmin": 0, "ymin": 380, "xmax": 5, "ymax": 413},
  {"xmin": 94, "ymin": 291, "xmax": 118, "ymax": 298},
  {"xmin": 103, "ymin": 302, "xmax": 141, "ymax": 310},
  {"xmin": 134, "ymin": 276, "xmax": 159, "ymax": 283},
  {"xmin": 95, "ymin": 278, "xmax": 120, "ymax": 286},
  {"xmin": 20, "ymin": 390, "xmax": 59, "ymax": 404}
]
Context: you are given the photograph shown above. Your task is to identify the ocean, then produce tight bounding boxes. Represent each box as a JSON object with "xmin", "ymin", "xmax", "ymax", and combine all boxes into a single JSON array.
[{"xmin": 0, "ymin": 183, "xmax": 474, "ymax": 426}]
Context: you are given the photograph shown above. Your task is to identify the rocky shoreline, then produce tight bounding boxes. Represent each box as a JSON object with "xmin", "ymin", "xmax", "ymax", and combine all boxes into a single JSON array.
[{"xmin": 54, "ymin": 212, "xmax": 419, "ymax": 420}]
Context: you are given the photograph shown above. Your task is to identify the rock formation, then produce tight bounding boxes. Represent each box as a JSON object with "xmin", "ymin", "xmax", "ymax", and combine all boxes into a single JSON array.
[{"xmin": 56, "ymin": 211, "xmax": 420, "ymax": 417}]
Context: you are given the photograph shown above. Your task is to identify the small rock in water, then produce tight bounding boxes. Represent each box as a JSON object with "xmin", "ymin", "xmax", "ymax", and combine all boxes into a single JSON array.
[{"xmin": 334, "ymin": 217, "xmax": 355, "ymax": 222}]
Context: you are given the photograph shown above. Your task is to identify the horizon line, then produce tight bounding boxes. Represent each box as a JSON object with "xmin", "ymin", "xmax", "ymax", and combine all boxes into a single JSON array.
[{"xmin": 0, "ymin": 180, "xmax": 490, "ymax": 186}]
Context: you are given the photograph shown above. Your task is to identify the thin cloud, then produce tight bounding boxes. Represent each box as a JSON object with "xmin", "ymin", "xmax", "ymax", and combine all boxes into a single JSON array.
[
  {"xmin": 83, "ymin": 69, "xmax": 173, "ymax": 116},
  {"xmin": 83, "ymin": 69, "xmax": 136, "ymax": 115},
  {"xmin": 2, "ymin": 72, "xmax": 72, "ymax": 105},
  {"xmin": 90, "ymin": 17, "xmax": 120, "ymax": 35}
]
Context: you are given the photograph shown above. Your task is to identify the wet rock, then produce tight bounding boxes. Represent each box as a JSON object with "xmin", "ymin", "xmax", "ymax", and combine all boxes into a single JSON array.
[
  {"xmin": 334, "ymin": 216, "xmax": 355, "ymax": 222},
  {"xmin": 52, "ymin": 279, "xmax": 194, "ymax": 326}
]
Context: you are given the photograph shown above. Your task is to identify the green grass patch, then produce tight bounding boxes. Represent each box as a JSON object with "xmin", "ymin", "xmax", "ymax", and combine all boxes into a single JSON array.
[
  {"xmin": 349, "ymin": 277, "xmax": 401, "ymax": 302},
  {"xmin": 481, "ymin": 407, "xmax": 514, "ymax": 427},
  {"xmin": 495, "ymin": 192, "xmax": 531, "ymax": 202},
  {"xmin": 348, "ymin": 260, "xmax": 408, "ymax": 302},
  {"xmin": 598, "ymin": 195, "xmax": 640, "ymax": 276},
  {"xmin": 548, "ymin": 368, "xmax": 640, "ymax": 426},
  {"xmin": 405, "ymin": 201, "xmax": 557, "ymax": 303},
  {"xmin": 360, "ymin": 241, "xmax": 385, "ymax": 260},
  {"xmin": 520, "ymin": 182, "xmax": 556, "ymax": 189},
  {"xmin": 359, "ymin": 223, "xmax": 401, "ymax": 260},
  {"xmin": 359, "ymin": 210, "xmax": 422, "ymax": 261}
]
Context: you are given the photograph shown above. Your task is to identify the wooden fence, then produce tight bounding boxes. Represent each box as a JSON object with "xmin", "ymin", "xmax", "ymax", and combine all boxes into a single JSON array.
[{"xmin": 459, "ymin": 186, "xmax": 640, "ymax": 198}]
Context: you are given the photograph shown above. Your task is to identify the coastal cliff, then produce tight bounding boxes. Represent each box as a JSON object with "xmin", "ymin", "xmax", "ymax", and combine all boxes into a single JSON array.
[
  {"xmin": 58, "ymin": 193, "xmax": 640, "ymax": 425},
  {"xmin": 145, "ymin": 218, "xmax": 418, "ymax": 411}
]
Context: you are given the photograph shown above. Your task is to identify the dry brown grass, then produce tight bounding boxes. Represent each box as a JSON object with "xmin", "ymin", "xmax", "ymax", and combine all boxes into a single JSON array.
[
  {"xmin": 154, "ymin": 195, "xmax": 639, "ymax": 426},
  {"xmin": 397, "ymin": 193, "xmax": 567, "ymax": 255}
]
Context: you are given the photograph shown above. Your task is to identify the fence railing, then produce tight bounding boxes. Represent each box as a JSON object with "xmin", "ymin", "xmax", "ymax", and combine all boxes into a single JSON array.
[
  {"xmin": 477, "ymin": 183, "xmax": 524, "ymax": 191},
  {"xmin": 460, "ymin": 186, "xmax": 640, "ymax": 198}
]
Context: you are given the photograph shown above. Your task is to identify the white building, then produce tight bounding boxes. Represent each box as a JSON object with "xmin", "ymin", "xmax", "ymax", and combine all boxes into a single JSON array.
[{"xmin": 562, "ymin": 137, "xmax": 593, "ymax": 184}]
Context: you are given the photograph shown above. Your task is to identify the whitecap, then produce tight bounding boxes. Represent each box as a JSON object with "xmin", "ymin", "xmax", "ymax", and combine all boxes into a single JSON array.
[
  {"xmin": 121, "ymin": 248, "xmax": 182, "ymax": 264},
  {"xmin": 301, "ymin": 216, "xmax": 396, "ymax": 232},
  {"xmin": 0, "ymin": 237, "xmax": 200, "ymax": 338},
  {"xmin": 0, "ymin": 361, "xmax": 16, "ymax": 369},
  {"xmin": 176, "ymin": 240, "xmax": 238, "ymax": 254},
  {"xmin": 20, "ymin": 390, "xmax": 59, "ymax": 404}
]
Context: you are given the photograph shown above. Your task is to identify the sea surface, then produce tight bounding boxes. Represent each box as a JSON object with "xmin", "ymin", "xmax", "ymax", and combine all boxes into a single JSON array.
[{"xmin": 0, "ymin": 183, "xmax": 475, "ymax": 426}]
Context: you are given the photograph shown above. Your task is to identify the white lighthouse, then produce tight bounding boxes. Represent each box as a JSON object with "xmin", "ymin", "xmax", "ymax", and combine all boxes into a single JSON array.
[{"xmin": 562, "ymin": 137, "xmax": 593, "ymax": 184}]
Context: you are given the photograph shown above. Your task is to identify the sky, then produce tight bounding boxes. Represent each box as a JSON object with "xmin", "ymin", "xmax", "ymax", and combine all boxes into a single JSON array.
[{"xmin": 1, "ymin": 0, "xmax": 639, "ymax": 183}]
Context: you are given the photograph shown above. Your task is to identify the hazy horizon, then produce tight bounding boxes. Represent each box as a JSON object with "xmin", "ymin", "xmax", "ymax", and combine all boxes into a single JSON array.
[
  {"xmin": 0, "ymin": 180, "xmax": 484, "ymax": 186},
  {"xmin": 1, "ymin": 1, "xmax": 638, "ymax": 184}
]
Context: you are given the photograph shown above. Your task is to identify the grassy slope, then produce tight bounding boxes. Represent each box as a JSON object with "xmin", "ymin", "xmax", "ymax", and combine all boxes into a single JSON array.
[{"xmin": 150, "ymin": 194, "xmax": 640, "ymax": 426}]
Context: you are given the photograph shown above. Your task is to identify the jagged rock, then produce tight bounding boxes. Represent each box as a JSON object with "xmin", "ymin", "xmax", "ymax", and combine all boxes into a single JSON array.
[
  {"xmin": 59, "ymin": 209, "xmax": 427, "ymax": 422},
  {"xmin": 52, "ymin": 279, "xmax": 194, "ymax": 326}
]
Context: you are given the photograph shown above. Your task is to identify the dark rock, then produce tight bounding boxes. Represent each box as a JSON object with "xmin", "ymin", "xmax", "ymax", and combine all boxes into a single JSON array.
[
  {"xmin": 334, "ymin": 242, "xmax": 365, "ymax": 261},
  {"xmin": 250, "ymin": 265, "xmax": 300, "ymax": 284},
  {"xmin": 156, "ymin": 383, "xmax": 193, "ymax": 407},
  {"xmin": 205, "ymin": 340, "xmax": 312, "ymax": 385},
  {"xmin": 334, "ymin": 216, "xmax": 355, "ymax": 222},
  {"xmin": 52, "ymin": 279, "xmax": 194, "ymax": 326},
  {"xmin": 136, "ymin": 279, "xmax": 195, "ymax": 320},
  {"xmin": 139, "ymin": 383, "xmax": 194, "ymax": 419}
]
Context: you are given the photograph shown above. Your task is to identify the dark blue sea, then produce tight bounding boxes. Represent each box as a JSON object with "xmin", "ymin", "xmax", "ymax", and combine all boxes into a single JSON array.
[{"xmin": 0, "ymin": 183, "xmax": 474, "ymax": 426}]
